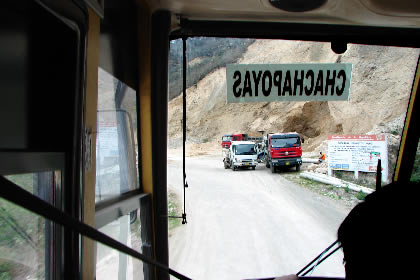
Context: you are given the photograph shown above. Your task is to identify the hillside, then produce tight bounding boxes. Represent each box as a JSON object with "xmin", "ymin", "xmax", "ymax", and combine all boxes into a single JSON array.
[{"xmin": 168, "ymin": 40, "xmax": 418, "ymax": 146}]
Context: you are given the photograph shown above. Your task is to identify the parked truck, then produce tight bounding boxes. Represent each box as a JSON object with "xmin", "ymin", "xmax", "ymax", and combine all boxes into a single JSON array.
[
  {"xmin": 221, "ymin": 133, "xmax": 248, "ymax": 149},
  {"xmin": 221, "ymin": 134, "xmax": 233, "ymax": 148},
  {"xmin": 223, "ymin": 141, "xmax": 258, "ymax": 171},
  {"xmin": 264, "ymin": 133, "xmax": 304, "ymax": 173}
]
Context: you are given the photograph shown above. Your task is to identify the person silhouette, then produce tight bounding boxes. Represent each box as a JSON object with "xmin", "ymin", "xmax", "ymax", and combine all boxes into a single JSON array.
[{"xmin": 337, "ymin": 181, "xmax": 419, "ymax": 280}]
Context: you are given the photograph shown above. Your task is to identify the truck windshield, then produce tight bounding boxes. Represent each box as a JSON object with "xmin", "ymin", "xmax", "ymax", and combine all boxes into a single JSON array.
[
  {"xmin": 222, "ymin": 136, "xmax": 232, "ymax": 141},
  {"xmin": 271, "ymin": 137, "xmax": 301, "ymax": 148},
  {"xmin": 235, "ymin": 144, "xmax": 256, "ymax": 155}
]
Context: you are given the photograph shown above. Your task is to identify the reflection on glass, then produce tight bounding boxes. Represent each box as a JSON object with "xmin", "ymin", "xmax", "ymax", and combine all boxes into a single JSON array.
[
  {"xmin": 1, "ymin": 173, "xmax": 52, "ymax": 280},
  {"xmin": 96, "ymin": 68, "xmax": 139, "ymax": 202},
  {"xmin": 96, "ymin": 110, "xmax": 138, "ymax": 202},
  {"xmin": 0, "ymin": 198, "xmax": 46, "ymax": 279},
  {"xmin": 234, "ymin": 144, "xmax": 256, "ymax": 155},
  {"xmin": 410, "ymin": 140, "xmax": 420, "ymax": 182},
  {"xmin": 271, "ymin": 137, "xmax": 301, "ymax": 148},
  {"xmin": 96, "ymin": 209, "xmax": 144, "ymax": 280},
  {"xmin": 1, "ymin": 172, "xmax": 60, "ymax": 279}
]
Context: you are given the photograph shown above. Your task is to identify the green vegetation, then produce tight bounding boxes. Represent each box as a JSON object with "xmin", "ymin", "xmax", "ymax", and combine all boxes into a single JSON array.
[
  {"xmin": 332, "ymin": 170, "xmax": 377, "ymax": 190},
  {"xmin": 0, "ymin": 263, "xmax": 12, "ymax": 280},
  {"xmin": 282, "ymin": 172, "xmax": 366, "ymax": 206},
  {"xmin": 344, "ymin": 185, "xmax": 350, "ymax": 193},
  {"xmin": 169, "ymin": 38, "xmax": 255, "ymax": 100},
  {"xmin": 5, "ymin": 174, "xmax": 34, "ymax": 192},
  {"xmin": 0, "ymin": 174, "xmax": 45, "ymax": 279},
  {"xmin": 282, "ymin": 173, "xmax": 337, "ymax": 195},
  {"xmin": 355, "ymin": 191, "xmax": 367, "ymax": 201},
  {"xmin": 334, "ymin": 170, "xmax": 343, "ymax": 179},
  {"xmin": 168, "ymin": 191, "xmax": 182, "ymax": 231},
  {"xmin": 410, "ymin": 143, "xmax": 420, "ymax": 183}
]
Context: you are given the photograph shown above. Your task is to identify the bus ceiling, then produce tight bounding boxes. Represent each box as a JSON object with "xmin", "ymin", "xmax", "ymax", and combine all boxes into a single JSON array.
[
  {"xmin": 151, "ymin": 0, "xmax": 420, "ymax": 48},
  {"xmin": 146, "ymin": 0, "xmax": 420, "ymax": 29}
]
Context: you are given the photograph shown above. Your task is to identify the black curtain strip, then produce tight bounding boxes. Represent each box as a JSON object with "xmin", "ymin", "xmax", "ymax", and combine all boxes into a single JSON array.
[
  {"xmin": 171, "ymin": 19, "xmax": 420, "ymax": 49},
  {"xmin": 0, "ymin": 176, "xmax": 191, "ymax": 280}
]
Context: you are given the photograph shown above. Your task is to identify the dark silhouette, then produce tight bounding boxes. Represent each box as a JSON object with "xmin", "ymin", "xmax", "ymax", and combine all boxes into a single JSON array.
[{"xmin": 337, "ymin": 181, "xmax": 419, "ymax": 280}]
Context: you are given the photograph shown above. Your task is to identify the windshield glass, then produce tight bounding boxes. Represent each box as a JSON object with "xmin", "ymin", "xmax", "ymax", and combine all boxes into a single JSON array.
[
  {"xmin": 271, "ymin": 137, "xmax": 301, "ymax": 148},
  {"xmin": 222, "ymin": 136, "xmax": 232, "ymax": 141},
  {"xmin": 235, "ymin": 144, "xmax": 256, "ymax": 155},
  {"xmin": 168, "ymin": 37, "xmax": 419, "ymax": 280}
]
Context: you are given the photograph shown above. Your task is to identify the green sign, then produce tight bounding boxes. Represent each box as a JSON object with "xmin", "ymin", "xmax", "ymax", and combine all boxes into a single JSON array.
[{"xmin": 226, "ymin": 63, "xmax": 352, "ymax": 103}]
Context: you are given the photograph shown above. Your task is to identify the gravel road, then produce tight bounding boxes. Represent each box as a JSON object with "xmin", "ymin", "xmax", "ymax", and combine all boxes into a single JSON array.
[{"xmin": 167, "ymin": 152, "xmax": 350, "ymax": 279}]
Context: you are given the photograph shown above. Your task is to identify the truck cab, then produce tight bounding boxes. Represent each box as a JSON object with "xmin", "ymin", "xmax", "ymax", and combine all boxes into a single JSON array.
[
  {"xmin": 221, "ymin": 134, "xmax": 233, "ymax": 148},
  {"xmin": 227, "ymin": 141, "xmax": 258, "ymax": 171},
  {"xmin": 265, "ymin": 133, "xmax": 304, "ymax": 173},
  {"xmin": 232, "ymin": 133, "xmax": 248, "ymax": 141},
  {"xmin": 222, "ymin": 133, "xmax": 248, "ymax": 149}
]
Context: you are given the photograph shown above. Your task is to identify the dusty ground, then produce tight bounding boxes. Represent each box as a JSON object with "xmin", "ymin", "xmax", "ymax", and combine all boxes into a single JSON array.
[{"xmin": 168, "ymin": 153, "xmax": 349, "ymax": 279}]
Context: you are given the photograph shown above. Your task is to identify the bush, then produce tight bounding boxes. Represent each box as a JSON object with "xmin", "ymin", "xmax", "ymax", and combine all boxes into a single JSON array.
[
  {"xmin": 0, "ymin": 263, "xmax": 12, "ymax": 280},
  {"xmin": 356, "ymin": 191, "xmax": 367, "ymax": 201}
]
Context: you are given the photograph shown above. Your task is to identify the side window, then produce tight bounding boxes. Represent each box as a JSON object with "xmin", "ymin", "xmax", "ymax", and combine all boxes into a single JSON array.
[
  {"xmin": 95, "ymin": 68, "xmax": 153, "ymax": 280},
  {"xmin": 96, "ymin": 68, "xmax": 139, "ymax": 202},
  {"xmin": 1, "ymin": 153, "xmax": 64, "ymax": 280}
]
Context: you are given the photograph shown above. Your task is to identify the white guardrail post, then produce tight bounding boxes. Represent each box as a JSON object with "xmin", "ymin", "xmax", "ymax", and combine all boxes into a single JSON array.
[{"xmin": 300, "ymin": 171, "xmax": 374, "ymax": 194}]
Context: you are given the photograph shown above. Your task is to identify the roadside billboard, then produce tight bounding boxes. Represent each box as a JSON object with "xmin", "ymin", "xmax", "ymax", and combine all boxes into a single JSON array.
[{"xmin": 328, "ymin": 135, "xmax": 388, "ymax": 182}]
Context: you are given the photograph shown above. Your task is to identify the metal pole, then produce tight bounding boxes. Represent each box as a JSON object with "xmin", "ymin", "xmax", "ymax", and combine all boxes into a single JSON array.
[
  {"xmin": 182, "ymin": 37, "xmax": 187, "ymax": 224},
  {"xmin": 376, "ymin": 159, "xmax": 382, "ymax": 189}
]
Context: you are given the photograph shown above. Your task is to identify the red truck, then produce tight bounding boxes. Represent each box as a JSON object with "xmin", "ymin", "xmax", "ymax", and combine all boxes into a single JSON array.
[
  {"xmin": 264, "ymin": 132, "xmax": 304, "ymax": 173},
  {"xmin": 221, "ymin": 133, "xmax": 248, "ymax": 148}
]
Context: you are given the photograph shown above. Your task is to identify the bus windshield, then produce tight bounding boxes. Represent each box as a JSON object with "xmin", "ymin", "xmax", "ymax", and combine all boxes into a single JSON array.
[{"xmin": 167, "ymin": 37, "xmax": 419, "ymax": 279}]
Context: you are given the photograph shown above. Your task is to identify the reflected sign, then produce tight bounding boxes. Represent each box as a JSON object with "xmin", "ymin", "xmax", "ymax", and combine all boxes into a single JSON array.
[{"xmin": 226, "ymin": 63, "xmax": 352, "ymax": 103}]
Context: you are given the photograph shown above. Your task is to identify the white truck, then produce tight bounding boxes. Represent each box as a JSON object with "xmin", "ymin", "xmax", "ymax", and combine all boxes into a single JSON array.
[{"xmin": 223, "ymin": 141, "xmax": 258, "ymax": 171}]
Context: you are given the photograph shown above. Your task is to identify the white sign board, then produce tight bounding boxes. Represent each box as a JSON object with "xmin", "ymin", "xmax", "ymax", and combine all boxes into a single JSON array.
[
  {"xmin": 328, "ymin": 135, "xmax": 388, "ymax": 182},
  {"xmin": 226, "ymin": 63, "xmax": 352, "ymax": 103},
  {"xmin": 97, "ymin": 125, "xmax": 119, "ymax": 158}
]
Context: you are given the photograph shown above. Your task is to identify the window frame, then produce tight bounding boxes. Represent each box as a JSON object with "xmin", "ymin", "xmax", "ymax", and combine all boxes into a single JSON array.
[{"xmin": 0, "ymin": 152, "xmax": 65, "ymax": 279}]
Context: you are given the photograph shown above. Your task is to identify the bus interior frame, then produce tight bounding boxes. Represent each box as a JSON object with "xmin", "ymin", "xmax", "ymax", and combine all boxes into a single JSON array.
[{"xmin": 1, "ymin": 0, "xmax": 420, "ymax": 279}]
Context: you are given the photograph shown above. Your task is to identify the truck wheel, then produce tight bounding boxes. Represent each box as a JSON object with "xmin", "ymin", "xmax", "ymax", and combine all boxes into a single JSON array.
[
  {"xmin": 252, "ymin": 166, "xmax": 256, "ymax": 170},
  {"xmin": 296, "ymin": 164, "xmax": 301, "ymax": 171},
  {"xmin": 232, "ymin": 165, "xmax": 236, "ymax": 171},
  {"xmin": 271, "ymin": 164, "xmax": 275, "ymax": 173}
]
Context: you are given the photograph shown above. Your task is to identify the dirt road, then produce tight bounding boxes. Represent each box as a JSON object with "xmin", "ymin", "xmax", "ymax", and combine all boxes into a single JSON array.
[{"xmin": 168, "ymin": 151, "xmax": 350, "ymax": 279}]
